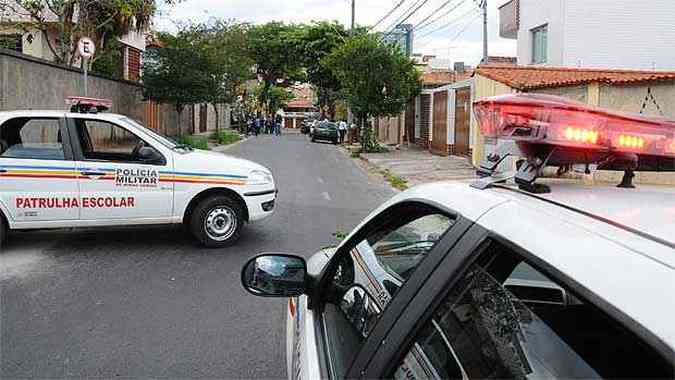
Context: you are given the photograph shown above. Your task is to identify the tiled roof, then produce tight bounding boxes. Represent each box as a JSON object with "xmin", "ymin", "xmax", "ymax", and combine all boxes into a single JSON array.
[
  {"xmin": 475, "ymin": 64, "xmax": 675, "ymax": 90},
  {"xmin": 285, "ymin": 85, "xmax": 316, "ymax": 109}
]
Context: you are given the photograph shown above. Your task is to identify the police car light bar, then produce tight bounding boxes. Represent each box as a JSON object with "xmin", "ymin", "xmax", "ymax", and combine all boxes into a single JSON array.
[
  {"xmin": 473, "ymin": 93, "xmax": 675, "ymax": 158},
  {"xmin": 66, "ymin": 96, "xmax": 112, "ymax": 113},
  {"xmin": 473, "ymin": 93, "xmax": 674, "ymax": 192}
]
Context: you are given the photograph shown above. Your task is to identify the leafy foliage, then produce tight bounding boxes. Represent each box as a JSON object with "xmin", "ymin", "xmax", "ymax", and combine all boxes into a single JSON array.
[
  {"xmin": 197, "ymin": 20, "xmax": 253, "ymax": 130},
  {"xmin": 211, "ymin": 130, "xmax": 242, "ymax": 145},
  {"xmin": 300, "ymin": 21, "xmax": 348, "ymax": 117},
  {"xmin": 174, "ymin": 135, "xmax": 209, "ymax": 150},
  {"xmin": 325, "ymin": 33, "xmax": 421, "ymax": 152},
  {"xmin": 247, "ymin": 22, "xmax": 305, "ymax": 112},
  {"xmin": 2, "ymin": 0, "xmax": 180, "ymax": 66},
  {"xmin": 142, "ymin": 26, "xmax": 210, "ymax": 134},
  {"xmin": 252, "ymin": 83, "xmax": 295, "ymax": 115}
]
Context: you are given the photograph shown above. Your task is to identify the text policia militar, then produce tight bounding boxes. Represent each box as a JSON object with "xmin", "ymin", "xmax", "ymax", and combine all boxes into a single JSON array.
[{"xmin": 15, "ymin": 197, "xmax": 136, "ymax": 209}]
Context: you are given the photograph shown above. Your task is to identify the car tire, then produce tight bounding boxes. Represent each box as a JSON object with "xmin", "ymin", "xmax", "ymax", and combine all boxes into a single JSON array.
[
  {"xmin": 0, "ymin": 214, "xmax": 6, "ymax": 250},
  {"xmin": 190, "ymin": 195, "xmax": 244, "ymax": 248},
  {"xmin": 311, "ymin": 136, "xmax": 316, "ymax": 142}
]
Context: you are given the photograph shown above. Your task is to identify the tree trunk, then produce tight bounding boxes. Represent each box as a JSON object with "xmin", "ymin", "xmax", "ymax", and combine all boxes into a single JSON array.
[
  {"xmin": 176, "ymin": 104, "xmax": 184, "ymax": 137},
  {"xmin": 213, "ymin": 103, "xmax": 220, "ymax": 132}
]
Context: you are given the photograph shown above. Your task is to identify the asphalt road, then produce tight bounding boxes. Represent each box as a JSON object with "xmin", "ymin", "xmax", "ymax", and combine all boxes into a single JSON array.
[{"xmin": 0, "ymin": 132, "xmax": 393, "ymax": 379}]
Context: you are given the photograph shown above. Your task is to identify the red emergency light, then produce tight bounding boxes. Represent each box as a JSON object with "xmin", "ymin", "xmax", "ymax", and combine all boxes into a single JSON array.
[
  {"xmin": 473, "ymin": 93, "xmax": 675, "ymax": 158},
  {"xmin": 66, "ymin": 96, "xmax": 112, "ymax": 113},
  {"xmin": 472, "ymin": 93, "xmax": 674, "ymax": 192}
]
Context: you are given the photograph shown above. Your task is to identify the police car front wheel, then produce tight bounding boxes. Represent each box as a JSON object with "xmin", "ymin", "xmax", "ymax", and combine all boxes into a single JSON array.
[{"xmin": 190, "ymin": 195, "xmax": 244, "ymax": 248}]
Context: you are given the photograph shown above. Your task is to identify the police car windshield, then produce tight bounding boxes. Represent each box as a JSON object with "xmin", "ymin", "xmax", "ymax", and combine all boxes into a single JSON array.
[{"xmin": 120, "ymin": 117, "xmax": 178, "ymax": 149}]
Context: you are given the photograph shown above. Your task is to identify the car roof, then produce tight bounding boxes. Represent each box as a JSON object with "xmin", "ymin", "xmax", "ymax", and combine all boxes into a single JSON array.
[
  {"xmin": 391, "ymin": 180, "xmax": 674, "ymax": 349},
  {"xmin": 495, "ymin": 180, "xmax": 675, "ymax": 246},
  {"xmin": 0, "ymin": 110, "xmax": 128, "ymax": 121}
]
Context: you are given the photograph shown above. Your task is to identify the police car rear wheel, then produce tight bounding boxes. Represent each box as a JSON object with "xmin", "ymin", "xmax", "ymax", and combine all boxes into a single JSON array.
[
  {"xmin": 191, "ymin": 195, "xmax": 243, "ymax": 248},
  {"xmin": 0, "ymin": 216, "xmax": 6, "ymax": 249}
]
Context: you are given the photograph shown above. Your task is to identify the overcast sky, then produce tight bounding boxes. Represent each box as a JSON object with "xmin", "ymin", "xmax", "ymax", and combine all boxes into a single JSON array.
[{"xmin": 154, "ymin": 0, "xmax": 516, "ymax": 67}]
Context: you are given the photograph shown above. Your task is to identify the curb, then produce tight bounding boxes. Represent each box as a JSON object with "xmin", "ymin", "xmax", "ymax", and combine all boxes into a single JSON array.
[{"xmin": 210, "ymin": 137, "xmax": 248, "ymax": 152}]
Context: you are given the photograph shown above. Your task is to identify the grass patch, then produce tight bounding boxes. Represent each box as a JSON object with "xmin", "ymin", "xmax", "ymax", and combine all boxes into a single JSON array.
[
  {"xmin": 211, "ymin": 130, "xmax": 242, "ymax": 145},
  {"xmin": 381, "ymin": 169, "xmax": 408, "ymax": 191},
  {"xmin": 332, "ymin": 228, "xmax": 348, "ymax": 241},
  {"xmin": 174, "ymin": 135, "xmax": 209, "ymax": 150}
]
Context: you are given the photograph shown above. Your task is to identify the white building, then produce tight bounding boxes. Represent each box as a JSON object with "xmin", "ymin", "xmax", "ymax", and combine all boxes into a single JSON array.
[{"xmin": 499, "ymin": 0, "xmax": 675, "ymax": 70}]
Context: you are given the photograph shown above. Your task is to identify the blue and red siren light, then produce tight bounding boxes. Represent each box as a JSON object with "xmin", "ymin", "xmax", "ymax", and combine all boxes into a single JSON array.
[{"xmin": 473, "ymin": 93, "xmax": 675, "ymax": 158}]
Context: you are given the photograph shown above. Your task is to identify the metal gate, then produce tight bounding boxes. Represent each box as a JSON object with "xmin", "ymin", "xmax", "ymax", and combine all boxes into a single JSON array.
[
  {"xmin": 431, "ymin": 91, "xmax": 448, "ymax": 155},
  {"xmin": 454, "ymin": 88, "xmax": 471, "ymax": 156}
]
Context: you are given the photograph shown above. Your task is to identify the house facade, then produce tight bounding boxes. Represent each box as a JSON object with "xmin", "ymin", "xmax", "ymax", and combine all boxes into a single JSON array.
[
  {"xmin": 0, "ymin": 2, "xmax": 146, "ymax": 82},
  {"xmin": 499, "ymin": 0, "xmax": 675, "ymax": 70},
  {"xmin": 280, "ymin": 84, "xmax": 318, "ymax": 129}
]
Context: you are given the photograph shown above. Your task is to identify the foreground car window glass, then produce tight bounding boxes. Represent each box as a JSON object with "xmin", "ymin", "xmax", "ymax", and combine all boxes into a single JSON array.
[
  {"xmin": 74, "ymin": 119, "xmax": 146, "ymax": 162},
  {"xmin": 0, "ymin": 118, "xmax": 64, "ymax": 160},
  {"xmin": 394, "ymin": 241, "xmax": 672, "ymax": 380},
  {"xmin": 323, "ymin": 203, "xmax": 454, "ymax": 379}
]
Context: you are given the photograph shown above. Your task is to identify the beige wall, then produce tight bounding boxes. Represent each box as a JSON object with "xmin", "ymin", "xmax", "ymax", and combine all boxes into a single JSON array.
[
  {"xmin": 471, "ymin": 74, "xmax": 515, "ymax": 166},
  {"xmin": 599, "ymin": 83, "xmax": 675, "ymax": 119},
  {"xmin": 536, "ymin": 85, "xmax": 588, "ymax": 103}
]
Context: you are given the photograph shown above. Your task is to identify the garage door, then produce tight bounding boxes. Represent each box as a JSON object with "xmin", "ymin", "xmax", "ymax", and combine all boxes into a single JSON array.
[{"xmin": 431, "ymin": 91, "xmax": 448, "ymax": 156}]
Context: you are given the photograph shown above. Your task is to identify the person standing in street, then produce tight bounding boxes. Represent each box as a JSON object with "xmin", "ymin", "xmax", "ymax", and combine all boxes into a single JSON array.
[{"xmin": 338, "ymin": 120, "xmax": 347, "ymax": 144}]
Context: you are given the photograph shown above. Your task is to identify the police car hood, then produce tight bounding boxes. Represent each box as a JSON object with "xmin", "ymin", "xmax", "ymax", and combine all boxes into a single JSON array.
[{"xmin": 180, "ymin": 149, "xmax": 270, "ymax": 173}]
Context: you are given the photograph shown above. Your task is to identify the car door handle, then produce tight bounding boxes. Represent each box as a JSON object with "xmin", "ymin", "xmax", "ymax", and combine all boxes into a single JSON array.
[{"xmin": 81, "ymin": 170, "xmax": 106, "ymax": 177}]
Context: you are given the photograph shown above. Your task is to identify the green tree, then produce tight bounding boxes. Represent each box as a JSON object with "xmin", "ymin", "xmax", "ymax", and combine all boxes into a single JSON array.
[
  {"xmin": 142, "ymin": 28, "xmax": 209, "ymax": 136},
  {"xmin": 301, "ymin": 21, "xmax": 348, "ymax": 118},
  {"xmin": 325, "ymin": 33, "xmax": 421, "ymax": 152},
  {"xmin": 199, "ymin": 20, "xmax": 253, "ymax": 131},
  {"xmin": 253, "ymin": 84, "xmax": 294, "ymax": 115},
  {"xmin": 247, "ymin": 22, "xmax": 305, "ymax": 112}
]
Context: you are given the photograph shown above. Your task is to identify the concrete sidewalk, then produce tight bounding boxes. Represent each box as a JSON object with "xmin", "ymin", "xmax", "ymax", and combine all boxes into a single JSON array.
[{"xmin": 345, "ymin": 144, "xmax": 477, "ymax": 188}]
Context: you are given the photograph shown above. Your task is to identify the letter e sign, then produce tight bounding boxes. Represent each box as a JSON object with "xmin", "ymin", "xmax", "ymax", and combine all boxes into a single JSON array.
[{"xmin": 78, "ymin": 37, "xmax": 95, "ymax": 59}]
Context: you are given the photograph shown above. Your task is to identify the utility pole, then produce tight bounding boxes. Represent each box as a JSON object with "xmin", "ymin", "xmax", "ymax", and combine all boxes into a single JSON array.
[
  {"xmin": 481, "ymin": 0, "xmax": 488, "ymax": 63},
  {"xmin": 351, "ymin": 0, "xmax": 355, "ymax": 30}
]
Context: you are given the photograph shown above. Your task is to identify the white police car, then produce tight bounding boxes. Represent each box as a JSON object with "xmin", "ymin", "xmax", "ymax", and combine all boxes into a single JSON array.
[
  {"xmin": 241, "ymin": 94, "xmax": 674, "ymax": 379},
  {"xmin": 0, "ymin": 97, "xmax": 276, "ymax": 249}
]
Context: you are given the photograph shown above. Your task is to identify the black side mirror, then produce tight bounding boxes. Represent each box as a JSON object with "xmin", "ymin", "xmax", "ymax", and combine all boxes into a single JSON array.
[
  {"xmin": 241, "ymin": 254, "xmax": 307, "ymax": 297},
  {"xmin": 138, "ymin": 146, "xmax": 164, "ymax": 165}
]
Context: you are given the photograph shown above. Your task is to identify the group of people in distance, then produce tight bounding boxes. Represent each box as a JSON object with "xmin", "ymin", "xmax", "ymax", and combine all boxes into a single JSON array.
[{"xmin": 248, "ymin": 114, "xmax": 282, "ymax": 136}]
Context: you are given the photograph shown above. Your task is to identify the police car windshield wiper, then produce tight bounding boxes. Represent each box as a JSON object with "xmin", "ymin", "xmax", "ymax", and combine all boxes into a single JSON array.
[{"xmin": 375, "ymin": 240, "xmax": 437, "ymax": 255}]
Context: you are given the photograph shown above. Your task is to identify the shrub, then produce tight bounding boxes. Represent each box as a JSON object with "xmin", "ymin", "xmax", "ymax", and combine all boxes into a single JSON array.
[
  {"xmin": 174, "ymin": 135, "xmax": 209, "ymax": 150},
  {"xmin": 211, "ymin": 130, "xmax": 242, "ymax": 145}
]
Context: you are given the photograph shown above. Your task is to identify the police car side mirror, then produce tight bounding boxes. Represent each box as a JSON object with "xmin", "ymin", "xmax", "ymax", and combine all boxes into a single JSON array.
[
  {"xmin": 138, "ymin": 146, "xmax": 164, "ymax": 165},
  {"xmin": 241, "ymin": 254, "xmax": 307, "ymax": 297}
]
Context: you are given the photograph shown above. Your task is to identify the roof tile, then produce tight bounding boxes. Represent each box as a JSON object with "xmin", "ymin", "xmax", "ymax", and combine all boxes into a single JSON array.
[{"xmin": 475, "ymin": 64, "xmax": 675, "ymax": 90}]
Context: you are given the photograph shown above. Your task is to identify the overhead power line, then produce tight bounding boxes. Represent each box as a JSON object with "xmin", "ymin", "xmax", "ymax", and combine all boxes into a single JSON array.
[
  {"xmin": 370, "ymin": 0, "xmax": 408, "ymax": 30},
  {"xmin": 417, "ymin": 6, "xmax": 478, "ymax": 40},
  {"xmin": 413, "ymin": 0, "xmax": 457, "ymax": 31},
  {"xmin": 382, "ymin": 0, "xmax": 427, "ymax": 35},
  {"xmin": 415, "ymin": 12, "xmax": 480, "ymax": 50},
  {"xmin": 414, "ymin": 0, "xmax": 467, "ymax": 32}
]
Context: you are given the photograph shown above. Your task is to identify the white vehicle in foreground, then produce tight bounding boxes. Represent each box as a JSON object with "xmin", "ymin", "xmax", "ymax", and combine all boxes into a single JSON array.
[
  {"xmin": 0, "ymin": 98, "xmax": 276, "ymax": 248},
  {"xmin": 241, "ymin": 94, "xmax": 674, "ymax": 379}
]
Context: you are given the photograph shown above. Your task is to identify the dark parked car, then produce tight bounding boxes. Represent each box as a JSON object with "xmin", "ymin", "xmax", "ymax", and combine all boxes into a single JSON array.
[{"xmin": 311, "ymin": 121, "xmax": 339, "ymax": 144}]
